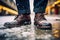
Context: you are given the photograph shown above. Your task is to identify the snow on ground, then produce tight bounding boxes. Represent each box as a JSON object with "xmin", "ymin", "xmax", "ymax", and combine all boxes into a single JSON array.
[{"xmin": 0, "ymin": 15, "xmax": 60, "ymax": 40}]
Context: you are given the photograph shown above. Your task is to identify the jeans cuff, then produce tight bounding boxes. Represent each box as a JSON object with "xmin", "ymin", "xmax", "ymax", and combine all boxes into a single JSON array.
[
  {"xmin": 34, "ymin": 8, "xmax": 45, "ymax": 13},
  {"xmin": 18, "ymin": 10, "xmax": 30, "ymax": 15}
]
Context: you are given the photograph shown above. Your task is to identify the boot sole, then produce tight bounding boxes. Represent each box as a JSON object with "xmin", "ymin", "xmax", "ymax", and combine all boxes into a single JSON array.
[
  {"xmin": 34, "ymin": 22, "xmax": 52, "ymax": 30},
  {"xmin": 4, "ymin": 21, "xmax": 31, "ymax": 28}
]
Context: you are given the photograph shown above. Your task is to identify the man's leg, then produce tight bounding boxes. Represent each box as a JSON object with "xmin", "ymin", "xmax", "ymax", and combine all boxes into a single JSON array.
[
  {"xmin": 4, "ymin": 0, "xmax": 31, "ymax": 28},
  {"xmin": 14, "ymin": 0, "xmax": 31, "ymax": 24},
  {"xmin": 34, "ymin": 0, "xmax": 52, "ymax": 29},
  {"xmin": 34, "ymin": 0, "xmax": 48, "ymax": 23}
]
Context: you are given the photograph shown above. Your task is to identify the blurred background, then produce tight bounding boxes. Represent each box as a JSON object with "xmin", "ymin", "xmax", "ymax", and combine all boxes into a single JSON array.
[
  {"xmin": 0, "ymin": 0, "xmax": 18, "ymax": 16},
  {"xmin": 0, "ymin": 0, "xmax": 60, "ymax": 16}
]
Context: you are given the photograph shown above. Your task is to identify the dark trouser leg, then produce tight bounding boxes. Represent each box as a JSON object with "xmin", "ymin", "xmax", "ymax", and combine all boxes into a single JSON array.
[
  {"xmin": 34, "ymin": 0, "xmax": 48, "ymax": 13},
  {"xmin": 16, "ymin": 0, "xmax": 30, "ymax": 15}
]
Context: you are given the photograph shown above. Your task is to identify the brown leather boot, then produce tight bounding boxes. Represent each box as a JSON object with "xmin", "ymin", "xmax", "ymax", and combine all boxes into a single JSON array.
[
  {"xmin": 34, "ymin": 13, "xmax": 52, "ymax": 30},
  {"xmin": 4, "ymin": 14, "xmax": 31, "ymax": 28},
  {"xmin": 34, "ymin": 13, "xmax": 46, "ymax": 25}
]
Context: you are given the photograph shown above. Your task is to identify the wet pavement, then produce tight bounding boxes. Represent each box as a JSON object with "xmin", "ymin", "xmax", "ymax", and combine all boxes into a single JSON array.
[
  {"xmin": 0, "ymin": 15, "xmax": 60, "ymax": 40},
  {"xmin": 0, "ymin": 16, "xmax": 35, "ymax": 40}
]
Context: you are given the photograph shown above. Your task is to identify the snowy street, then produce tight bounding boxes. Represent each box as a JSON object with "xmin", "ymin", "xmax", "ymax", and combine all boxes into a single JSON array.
[
  {"xmin": 0, "ymin": 16, "xmax": 35, "ymax": 40},
  {"xmin": 0, "ymin": 15, "xmax": 60, "ymax": 40}
]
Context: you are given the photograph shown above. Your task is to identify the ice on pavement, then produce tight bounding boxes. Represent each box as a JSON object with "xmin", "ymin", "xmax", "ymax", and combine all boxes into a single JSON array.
[
  {"xmin": 0, "ymin": 16, "xmax": 55, "ymax": 40},
  {"xmin": 0, "ymin": 16, "xmax": 35, "ymax": 40},
  {"xmin": 0, "ymin": 25, "xmax": 35, "ymax": 40}
]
